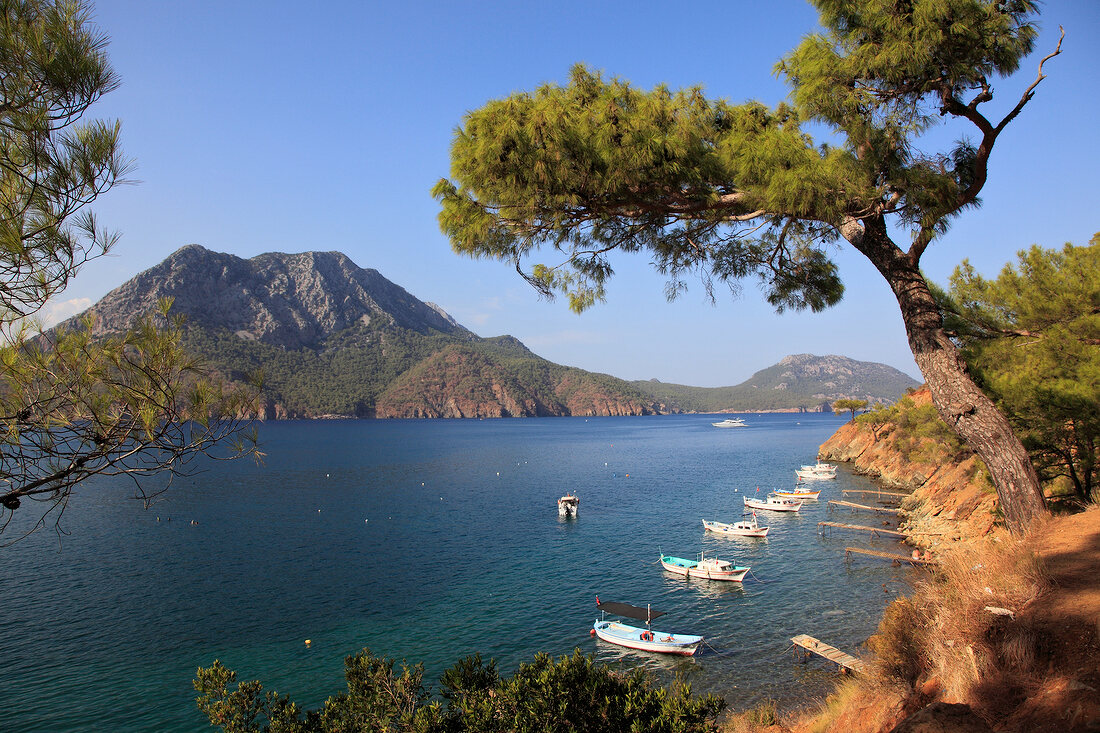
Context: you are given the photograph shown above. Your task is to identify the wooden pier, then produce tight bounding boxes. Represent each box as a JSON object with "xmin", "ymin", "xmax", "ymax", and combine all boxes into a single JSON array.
[
  {"xmin": 828, "ymin": 499, "xmax": 901, "ymax": 515},
  {"xmin": 818, "ymin": 521, "xmax": 906, "ymax": 538},
  {"xmin": 845, "ymin": 547, "xmax": 935, "ymax": 566},
  {"xmin": 842, "ymin": 488, "xmax": 908, "ymax": 499},
  {"xmin": 791, "ymin": 634, "xmax": 865, "ymax": 674}
]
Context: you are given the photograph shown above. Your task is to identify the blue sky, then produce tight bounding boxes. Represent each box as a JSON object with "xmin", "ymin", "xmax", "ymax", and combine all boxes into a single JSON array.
[{"xmin": 50, "ymin": 0, "xmax": 1100, "ymax": 387}]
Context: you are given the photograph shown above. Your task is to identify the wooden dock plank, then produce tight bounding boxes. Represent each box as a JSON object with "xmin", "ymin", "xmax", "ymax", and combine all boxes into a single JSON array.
[
  {"xmin": 818, "ymin": 521, "xmax": 906, "ymax": 537},
  {"xmin": 845, "ymin": 546, "xmax": 935, "ymax": 566},
  {"xmin": 829, "ymin": 500, "xmax": 901, "ymax": 514},
  {"xmin": 791, "ymin": 634, "xmax": 865, "ymax": 673},
  {"xmin": 842, "ymin": 489, "xmax": 908, "ymax": 499}
]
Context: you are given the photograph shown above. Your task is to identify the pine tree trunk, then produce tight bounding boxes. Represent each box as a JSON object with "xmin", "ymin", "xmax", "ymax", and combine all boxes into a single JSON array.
[{"xmin": 851, "ymin": 222, "xmax": 1047, "ymax": 533}]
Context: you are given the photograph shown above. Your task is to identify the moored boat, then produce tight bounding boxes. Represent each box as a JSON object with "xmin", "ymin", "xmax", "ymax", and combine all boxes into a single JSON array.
[
  {"xmin": 593, "ymin": 597, "xmax": 703, "ymax": 656},
  {"xmin": 660, "ymin": 552, "xmax": 750, "ymax": 581},
  {"xmin": 795, "ymin": 462, "xmax": 837, "ymax": 480},
  {"xmin": 558, "ymin": 493, "xmax": 579, "ymax": 517},
  {"xmin": 773, "ymin": 487, "xmax": 821, "ymax": 500},
  {"xmin": 702, "ymin": 514, "xmax": 770, "ymax": 537},
  {"xmin": 743, "ymin": 494, "xmax": 803, "ymax": 512}
]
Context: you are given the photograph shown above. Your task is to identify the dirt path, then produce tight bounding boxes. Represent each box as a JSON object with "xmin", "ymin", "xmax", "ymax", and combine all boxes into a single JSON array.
[{"xmin": 1006, "ymin": 506, "xmax": 1100, "ymax": 731}]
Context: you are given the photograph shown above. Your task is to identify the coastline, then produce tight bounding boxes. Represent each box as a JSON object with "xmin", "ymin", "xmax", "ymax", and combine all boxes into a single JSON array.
[{"xmin": 737, "ymin": 388, "xmax": 1100, "ymax": 732}]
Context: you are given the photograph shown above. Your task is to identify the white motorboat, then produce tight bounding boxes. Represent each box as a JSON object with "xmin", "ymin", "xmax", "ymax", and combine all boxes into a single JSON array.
[
  {"xmin": 743, "ymin": 494, "xmax": 803, "ymax": 512},
  {"xmin": 711, "ymin": 417, "xmax": 747, "ymax": 428},
  {"xmin": 702, "ymin": 514, "xmax": 770, "ymax": 537},
  {"xmin": 558, "ymin": 493, "xmax": 579, "ymax": 517}
]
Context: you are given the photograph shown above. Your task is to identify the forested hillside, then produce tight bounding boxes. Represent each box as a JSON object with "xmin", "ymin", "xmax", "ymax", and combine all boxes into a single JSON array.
[
  {"xmin": 632, "ymin": 354, "xmax": 919, "ymax": 413},
  {"xmin": 61, "ymin": 246, "xmax": 918, "ymax": 418},
  {"xmin": 60, "ymin": 246, "xmax": 658, "ymax": 418}
]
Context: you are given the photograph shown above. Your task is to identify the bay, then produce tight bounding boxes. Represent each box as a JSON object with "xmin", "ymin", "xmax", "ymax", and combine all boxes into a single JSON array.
[{"xmin": 1, "ymin": 414, "xmax": 915, "ymax": 731}]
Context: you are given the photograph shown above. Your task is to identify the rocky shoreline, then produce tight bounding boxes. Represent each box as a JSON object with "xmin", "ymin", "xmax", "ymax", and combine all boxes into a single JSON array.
[{"xmin": 817, "ymin": 388, "xmax": 997, "ymax": 550}]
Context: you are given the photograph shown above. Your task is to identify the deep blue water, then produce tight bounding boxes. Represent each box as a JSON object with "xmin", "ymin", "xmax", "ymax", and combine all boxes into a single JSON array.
[{"xmin": 2, "ymin": 414, "xmax": 917, "ymax": 731}]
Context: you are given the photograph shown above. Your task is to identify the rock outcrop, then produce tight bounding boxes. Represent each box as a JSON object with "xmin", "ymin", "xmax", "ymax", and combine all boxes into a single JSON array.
[
  {"xmin": 375, "ymin": 345, "xmax": 654, "ymax": 418},
  {"xmin": 818, "ymin": 388, "xmax": 998, "ymax": 548}
]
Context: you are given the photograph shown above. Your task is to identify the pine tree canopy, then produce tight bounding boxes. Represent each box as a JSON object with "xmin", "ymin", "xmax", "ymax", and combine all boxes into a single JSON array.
[
  {"xmin": 938, "ymin": 237, "xmax": 1100, "ymax": 503},
  {"xmin": 434, "ymin": 0, "xmax": 1051, "ymax": 315},
  {"xmin": 0, "ymin": 0, "xmax": 130, "ymax": 323},
  {"xmin": 0, "ymin": 1, "xmax": 257, "ymax": 540}
]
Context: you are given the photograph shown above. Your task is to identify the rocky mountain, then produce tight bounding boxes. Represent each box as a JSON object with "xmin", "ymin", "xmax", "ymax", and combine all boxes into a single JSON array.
[
  {"xmin": 61, "ymin": 245, "xmax": 656, "ymax": 418},
  {"xmin": 78, "ymin": 244, "xmax": 471, "ymax": 349},
  {"xmin": 631, "ymin": 353, "xmax": 919, "ymax": 413}
]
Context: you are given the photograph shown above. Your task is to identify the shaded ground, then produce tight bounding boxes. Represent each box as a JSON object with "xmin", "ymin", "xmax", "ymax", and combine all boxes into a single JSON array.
[{"xmin": 1004, "ymin": 506, "xmax": 1100, "ymax": 732}]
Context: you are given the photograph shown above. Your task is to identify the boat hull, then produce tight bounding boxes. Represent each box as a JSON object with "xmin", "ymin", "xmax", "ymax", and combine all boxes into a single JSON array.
[
  {"xmin": 593, "ymin": 620, "xmax": 702, "ymax": 656},
  {"xmin": 660, "ymin": 556, "xmax": 749, "ymax": 582},
  {"xmin": 702, "ymin": 519, "xmax": 769, "ymax": 537}
]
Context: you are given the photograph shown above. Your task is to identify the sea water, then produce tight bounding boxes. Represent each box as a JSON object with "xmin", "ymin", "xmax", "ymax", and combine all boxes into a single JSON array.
[{"xmin": 1, "ymin": 414, "xmax": 917, "ymax": 731}]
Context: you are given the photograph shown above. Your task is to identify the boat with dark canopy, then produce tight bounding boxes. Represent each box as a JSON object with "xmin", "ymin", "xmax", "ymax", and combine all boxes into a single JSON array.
[{"xmin": 592, "ymin": 597, "xmax": 703, "ymax": 656}]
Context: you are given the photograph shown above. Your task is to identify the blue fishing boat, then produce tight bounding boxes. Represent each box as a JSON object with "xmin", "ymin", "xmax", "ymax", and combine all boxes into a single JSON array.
[
  {"xmin": 592, "ymin": 597, "xmax": 703, "ymax": 656},
  {"xmin": 660, "ymin": 553, "xmax": 750, "ymax": 581}
]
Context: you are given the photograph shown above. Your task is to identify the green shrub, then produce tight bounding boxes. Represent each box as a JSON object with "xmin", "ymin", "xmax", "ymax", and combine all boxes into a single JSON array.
[{"xmin": 195, "ymin": 648, "xmax": 725, "ymax": 732}]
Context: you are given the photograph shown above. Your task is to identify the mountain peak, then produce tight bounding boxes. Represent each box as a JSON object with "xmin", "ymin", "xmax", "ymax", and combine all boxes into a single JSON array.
[{"xmin": 68, "ymin": 246, "xmax": 472, "ymax": 350}]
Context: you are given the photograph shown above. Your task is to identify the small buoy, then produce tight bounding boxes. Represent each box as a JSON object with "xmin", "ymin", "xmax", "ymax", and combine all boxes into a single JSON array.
[
  {"xmin": 326, "ymin": 474, "xmax": 329, "ymax": 478},
  {"xmin": 440, "ymin": 497, "xmax": 443, "ymax": 501},
  {"xmin": 625, "ymin": 474, "xmax": 629, "ymax": 478},
  {"xmin": 305, "ymin": 639, "xmax": 311, "ymax": 646},
  {"xmin": 422, "ymin": 483, "xmax": 425, "ymax": 486},
  {"xmin": 496, "ymin": 472, "xmax": 500, "ymax": 476},
  {"xmin": 318, "ymin": 509, "xmax": 322, "ymax": 512},
  {"xmin": 589, "ymin": 629, "xmax": 595, "ymax": 636},
  {"xmin": 365, "ymin": 519, "xmax": 368, "ymax": 522}
]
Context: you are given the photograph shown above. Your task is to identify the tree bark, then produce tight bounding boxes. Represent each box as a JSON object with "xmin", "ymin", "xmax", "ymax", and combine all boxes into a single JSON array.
[{"xmin": 849, "ymin": 220, "xmax": 1047, "ymax": 533}]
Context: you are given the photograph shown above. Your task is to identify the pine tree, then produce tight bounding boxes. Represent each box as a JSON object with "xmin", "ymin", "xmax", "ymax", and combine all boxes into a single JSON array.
[
  {"xmin": 940, "ymin": 237, "xmax": 1100, "ymax": 504},
  {"xmin": 0, "ymin": 0, "xmax": 257, "ymax": 540},
  {"xmin": 434, "ymin": 0, "xmax": 1061, "ymax": 531}
]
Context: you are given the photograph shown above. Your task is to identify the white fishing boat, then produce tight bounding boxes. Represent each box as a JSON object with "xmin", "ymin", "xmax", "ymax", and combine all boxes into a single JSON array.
[
  {"xmin": 795, "ymin": 467, "xmax": 836, "ymax": 480},
  {"xmin": 743, "ymin": 494, "xmax": 803, "ymax": 512},
  {"xmin": 711, "ymin": 417, "xmax": 747, "ymax": 428},
  {"xmin": 795, "ymin": 461, "xmax": 837, "ymax": 480},
  {"xmin": 592, "ymin": 597, "xmax": 703, "ymax": 656},
  {"xmin": 557, "ymin": 493, "xmax": 579, "ymax": 517},
  {"xmin": 660, "ymin": 552, "xmax": 750, "ymax": 582},
  {"xmin": 702, "ymin": 514, "xmax": 769, "ymax": 537},
  {"xmin": 774, "ymin": 487, "xmax": 822, "ymax": 500}
]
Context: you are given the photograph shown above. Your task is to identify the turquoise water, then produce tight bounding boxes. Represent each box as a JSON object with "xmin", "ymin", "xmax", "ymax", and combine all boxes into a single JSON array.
[{"xmin": 2, "ymin": 414, "xmax": 916, "ymax": 731}]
